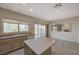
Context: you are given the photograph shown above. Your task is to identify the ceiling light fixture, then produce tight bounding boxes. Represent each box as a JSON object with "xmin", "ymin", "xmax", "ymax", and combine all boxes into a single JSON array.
[
  {"xmin": 54, "ymin": 3, "xmax": 62, "ymax": 9},
  {"xmin": 30, "ymin": 9, "xmax": 33, "ymax": 11}
]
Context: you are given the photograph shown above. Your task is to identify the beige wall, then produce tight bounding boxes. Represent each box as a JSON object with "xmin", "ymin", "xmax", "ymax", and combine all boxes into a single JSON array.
[
  {"xmin": 49, "ymin": 16, "xmax": 79, "ymax": 43},
  {"xmin": 0, "ymin": 7, "xmax": 48, "ymax": 35}
]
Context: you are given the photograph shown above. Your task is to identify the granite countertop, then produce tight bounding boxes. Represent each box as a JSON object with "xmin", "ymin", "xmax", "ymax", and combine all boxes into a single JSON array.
[
  {"xmin": 0, "ymin": 34, "xmax": 28, "ymax": 40},
  {"xmin": 24, "ymin": 37, "xmax": 55, "ymax": 55}
]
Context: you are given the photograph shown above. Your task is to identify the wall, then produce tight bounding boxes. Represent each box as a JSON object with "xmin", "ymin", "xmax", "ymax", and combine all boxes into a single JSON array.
[
  {"xmin": 77, "ymin": 21, "xmax": 79, "ymax": 43},
  {"xmin": 49, "ymin": 16, "xmax": 79, "ymax": 43},
  {"xmin": 0, "ymin": 7, "xmax": 48, "ymax": 35}
]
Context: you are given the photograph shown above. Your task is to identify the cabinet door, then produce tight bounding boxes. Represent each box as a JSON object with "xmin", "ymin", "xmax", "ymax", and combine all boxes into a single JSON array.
[
  {"xmin": 19, "ymin": 39, "xmax": 24, "ymax": 47},
  {"xmin": 17, "ymin": 37, "xmax": 26, "ymax": 47},
  {"xmin": 0, "ymin": 40, "xmax": 13, "ymax": 54},
  {"xmin": 12, "ymin": 37, "xmax": 24, "ymax": 50},
  {"xmin": 13, "ymin": 39, "xmax": 21, "ymax": 50},
  {"xmin": 24, "ymin": 43, "xmax": 36, "ymax": 55},
  {"xmin": 42, "ymin": 47, "xmax": 51, "ymax": 55}
]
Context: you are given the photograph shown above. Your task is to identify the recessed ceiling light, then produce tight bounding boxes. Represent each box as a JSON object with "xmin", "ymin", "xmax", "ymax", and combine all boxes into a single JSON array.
[{"xmin": 30, "ymin": 9, "xmax": 33, "ymax": 11}]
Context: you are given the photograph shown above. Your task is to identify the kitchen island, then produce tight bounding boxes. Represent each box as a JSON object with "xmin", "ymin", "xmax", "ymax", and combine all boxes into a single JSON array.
[{"xmin": 24, "ymin": 37, "xmax": 55, "ymax": 55}]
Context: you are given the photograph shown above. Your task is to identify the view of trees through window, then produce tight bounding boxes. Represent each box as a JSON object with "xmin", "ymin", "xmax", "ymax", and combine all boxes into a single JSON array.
[
  {"xmin": 3, "ymin": 23, "xmax": 18, "ymax": 32},
  {"xmin": 19, "ymin": 24, "xmax": 28, "ymax": 31},
  {"xmin": 3, "ymin": 23, "xmax": 28, "ymax": 33}
]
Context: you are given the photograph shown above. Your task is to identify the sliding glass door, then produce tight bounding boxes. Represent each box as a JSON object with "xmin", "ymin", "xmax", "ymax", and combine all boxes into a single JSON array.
[{"xmin": 35, "ymin": 24, "xmax": 46, "ymax": 38}]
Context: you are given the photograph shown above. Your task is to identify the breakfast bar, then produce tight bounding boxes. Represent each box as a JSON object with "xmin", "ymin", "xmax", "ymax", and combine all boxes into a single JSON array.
[{"xmin": 24, "ymin": 37, "xmax": 55, "ymax": 55}]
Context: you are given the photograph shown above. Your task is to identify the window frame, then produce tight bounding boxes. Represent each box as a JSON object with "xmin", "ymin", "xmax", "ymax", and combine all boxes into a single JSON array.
[
  {"xmin": 19, "ymin": 23, "xmax": 29, "ymax": 32},
  {"xmin": 3, "ymin": 22, "xmax": 19, "ymax": 33},
  {"xmin": 3, "ymin": 22, "xmax": 29, "ymax": 33}
]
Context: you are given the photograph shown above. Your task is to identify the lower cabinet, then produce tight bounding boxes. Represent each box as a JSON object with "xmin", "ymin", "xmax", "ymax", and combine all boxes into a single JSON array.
[
  {"xmin": 24, "ymin": 43, "xmax": 36, "ymax": 55},
  {"xmin": 0, "ymin": 36, "xmax": 27, "ymax": 54},
  {"xmin": 0, "ymin": 40, "xmax": 13, "ymax": 54},
  {"xmin": 12, "ymin": 38, "xmax": 24, "ymax": 50}
]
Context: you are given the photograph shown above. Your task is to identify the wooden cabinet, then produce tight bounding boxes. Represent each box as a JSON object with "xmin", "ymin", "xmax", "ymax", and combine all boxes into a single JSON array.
[
  {"xmin": 19, "ymin": 39, "xmax": 24, "ymax": 47},
  {"xmin": 12, "ymin": 37, "xmax": 24, "ymax": 50},
  {"xmin": 24, "ymin": 43, "xmax": 35, "ymax": 55},
  {"xmin": 12, "ymin": 39, "xmax": 21, "ymax": 50},
  {"xmin": 0, "ymin": 40, "xmax": 13, "ymax": 54},
  {"xmin": 0, "ymin": 35, "xmax": 27, "ymax": 55}
]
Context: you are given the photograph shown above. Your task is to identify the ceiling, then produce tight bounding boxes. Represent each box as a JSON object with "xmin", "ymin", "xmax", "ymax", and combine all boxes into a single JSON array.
[{"xmin": 0, "ymin": 3, "xmax": 79, "ymax": 21}]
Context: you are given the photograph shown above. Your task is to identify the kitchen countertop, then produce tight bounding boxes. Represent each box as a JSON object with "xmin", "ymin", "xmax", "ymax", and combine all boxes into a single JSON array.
[
  {"xmin": 24, "ymin": 37, "xmax": 55, "ymax": 55},
  {"xmin": 0, "ymin": 34, "xmax": 28, "ymax": 40}
]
